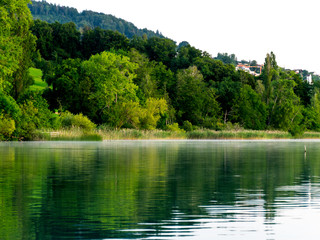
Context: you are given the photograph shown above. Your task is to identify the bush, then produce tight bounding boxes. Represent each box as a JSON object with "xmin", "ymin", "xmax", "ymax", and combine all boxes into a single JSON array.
[
  {"xmin": 0, "ymin": 115, "xmax": 15, "ymax": 140},
  {"xmin": 49, "ymin": 113, "xmax": 61, "ymax": 130},
  {"xmin": 18, "ymin": 91, "xmax": 54, "ymax": 129},
  {"xmin": 182, "ymin": 120, "xmax": 193, "ymax": 132},
  {"xmin": 167, "ymin": 123, "xmax": 185, "ymax": 133},
  {"xmin": 61, "ymin": 112, "xmax": 96, "ymax": 130},
  {"xmin": 288, "ymin": 124, "xmax": 305, "ymax": 138},
  {"xmin": 15, "ymin": 101, "xmax": 38, "ymax": 140},
  {"xmin": 202, "ymin": 117, "xmax": 218, "ymax": 130},
  {"xmin": 0, "ymin": 91, "xmax": 21, "ymax": 121}
]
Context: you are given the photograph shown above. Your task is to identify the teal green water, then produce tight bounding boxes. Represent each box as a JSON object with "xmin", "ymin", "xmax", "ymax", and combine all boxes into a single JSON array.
[{"xmin": 1, "ymin": 140, "xmax": 320, "ymax": 239}]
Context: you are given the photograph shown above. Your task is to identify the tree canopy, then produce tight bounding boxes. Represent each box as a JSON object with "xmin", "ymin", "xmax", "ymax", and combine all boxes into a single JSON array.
[{"xmin": 1, "ymin": 0, "xmax": 320, "ymax": 140}]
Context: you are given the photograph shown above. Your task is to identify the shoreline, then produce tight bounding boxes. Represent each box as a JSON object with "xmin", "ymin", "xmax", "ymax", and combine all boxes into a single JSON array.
[{"xmin": 23, "ymin": 129, "xmax": 320, "ymax": 141}]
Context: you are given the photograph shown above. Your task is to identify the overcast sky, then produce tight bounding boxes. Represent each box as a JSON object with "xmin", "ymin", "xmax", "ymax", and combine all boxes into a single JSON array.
[{"xmin": 42, "ymin": 0, "xmax": 320, "ymax": 73}]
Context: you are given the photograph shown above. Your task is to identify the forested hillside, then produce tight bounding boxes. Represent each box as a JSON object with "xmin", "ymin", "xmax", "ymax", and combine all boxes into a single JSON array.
[
  {"xmin": 28, "ymin": 0, "xmax": 164, "ymax": 39},
  {"xmin": 1, "ymin": 0, "xmax": 320, "ymax": 141}
]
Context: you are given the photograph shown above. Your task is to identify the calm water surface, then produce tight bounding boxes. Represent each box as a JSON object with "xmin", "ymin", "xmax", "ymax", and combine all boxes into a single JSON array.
[{"xmin": 1, "ymin": 140, "xmax": 320, "ymax": 239}]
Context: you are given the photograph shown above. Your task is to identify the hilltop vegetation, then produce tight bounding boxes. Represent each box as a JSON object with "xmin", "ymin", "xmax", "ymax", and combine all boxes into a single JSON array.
[
  {"xmin": 28, "ymin": 0, "xmax": 164, "ymax": 39},
  {"xmin": 1, "ymin": 0, "xmax": 320, "ymax": 140}
]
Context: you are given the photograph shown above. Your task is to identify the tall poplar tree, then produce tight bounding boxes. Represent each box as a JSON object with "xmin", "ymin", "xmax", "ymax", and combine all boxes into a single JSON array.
[{"xmin": 262, "ymin": 52, "xmax": 279, "ymax": 104}]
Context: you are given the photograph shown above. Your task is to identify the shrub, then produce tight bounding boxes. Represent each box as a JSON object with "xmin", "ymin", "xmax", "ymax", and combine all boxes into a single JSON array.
[
  {"xmin": 15, "ymin": 101, "xmax": 38, "ymax": 140},
  {"xmin": 0, "ymin": 115, "xmax": 15, "ymax": 140},
  {"xmin": 61, "ymin": 112, "xmax": 96, "ymax": 130},
  {"xmin": 167, "ymin": 123, "xmax": 185, "ymax": 133},
  {"xmin": 288, "ymin": 124, "xmax": 305, "ymax": 138},
  {"xmin": 0, "ymin": 91, "xmax": 21, "ymax": 121},
  {"xmin": 182, "ymin": 120, "xmax": 193, "ymax": 132}
]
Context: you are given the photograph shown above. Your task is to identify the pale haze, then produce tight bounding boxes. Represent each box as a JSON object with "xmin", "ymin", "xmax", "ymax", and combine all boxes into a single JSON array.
[{"xmin": 42, "ymin": 0, "xmax": 319, "ymax": 73}]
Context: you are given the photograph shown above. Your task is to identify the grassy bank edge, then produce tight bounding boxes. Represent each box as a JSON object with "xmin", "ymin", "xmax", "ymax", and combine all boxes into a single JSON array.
[{"xmin": 32, "ymin": 129, "xmax": 320, "ymax": 141}]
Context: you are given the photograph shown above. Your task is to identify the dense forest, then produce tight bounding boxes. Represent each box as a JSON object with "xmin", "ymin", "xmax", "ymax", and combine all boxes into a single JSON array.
[
  {"xmin": 1, "ymin": 0, "xmax": 320, "ymax": 140},
  {"xmin": 28, "ymin": 0, "xmax": 164, "ymax": 39}
]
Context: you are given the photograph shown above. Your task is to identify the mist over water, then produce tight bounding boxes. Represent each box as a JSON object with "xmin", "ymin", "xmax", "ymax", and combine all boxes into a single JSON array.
[{"xmin": 1, "ymin": 140, "xmax": 320, "ymax": 239}]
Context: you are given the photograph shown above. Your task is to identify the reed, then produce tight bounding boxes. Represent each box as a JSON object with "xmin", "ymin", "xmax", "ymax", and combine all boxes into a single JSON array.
[
  {"xmin": 97, "ymin": 128, "xmax": 186, "ymax": 140},
  {"xmin": 301, "ymin": 131, "xmax": 320, "ymax": 139},
  {"xmin": 34, "ymin": 128, "xmax": 103, "ymax": 141},
  {"xmin": 32, "ymin": 128, "xmax": 320, "ymax": 141},
  {"xmin": 186, "ymin": 129, "xmax": 292, "ymax": 139}
]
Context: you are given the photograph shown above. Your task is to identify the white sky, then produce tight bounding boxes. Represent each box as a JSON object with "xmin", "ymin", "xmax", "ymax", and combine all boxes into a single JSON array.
[{"xmin": 40, "ymin": 0, "xmax": 320, "ymax": 73}]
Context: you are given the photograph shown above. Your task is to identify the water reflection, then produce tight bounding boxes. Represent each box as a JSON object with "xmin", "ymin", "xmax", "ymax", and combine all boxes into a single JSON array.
[{"xmin": 1, "ymin": 140, "xmax": 320, "ymax": 239}]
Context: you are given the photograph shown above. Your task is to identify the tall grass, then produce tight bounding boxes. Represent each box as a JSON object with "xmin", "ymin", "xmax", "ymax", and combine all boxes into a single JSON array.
[
  {"xmin": 34, "ymin": 128, "xmax": 103, "ymax": 141},
  {"xmin": 32, "ymin": 128, "xmax": 320, "ymax": 141},
  {"xmin": 187, "ymin": 129, "xmax": 292, "ymax": 139},
  {"xmin": 98, "ymin": 128, "xmax": 186, "ymax": 140}
]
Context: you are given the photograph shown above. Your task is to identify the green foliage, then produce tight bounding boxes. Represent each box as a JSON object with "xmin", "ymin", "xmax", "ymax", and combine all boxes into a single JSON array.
[
  {"xmin": 0, "ymin": 0, "xmax": 35, "ymax": 96},
  {"xmin": 31, "ymin": 20, "xmax": 54, "ymax": 60},
  {"xmin": 45, "ymin": 58, "xmax": 84, "ymax": 111},
  {"xmin": 167, "ymin": 123, "xmax": 185, "ymax": 133},
  {"xmin": 182, "ymin": 121, "xmax": 193, "ymax": 132},
  {"xmin": 82, "ymin": 28, "xmax": 129, "ymax": 59},
  {"xmin": 145, "ymin": 37, "xmax": 177, "ymax": 67},
  {"xmin": 139, "ymin": 98, "xmax": 168, "ymax": 130},
  {"xmin": 233, "ymin": 85, "xmax": 267, "ymax": 130},
  {"xmin": 18, "ymin": 91, "xmax": 55, "ymax": 128},
  {"xmin": 172, "ymin": 44, "xmax": 202, "ymax": 71},
  {"xmin": 288, "ymin": 123, "xmax": 305, "ymax": 138},
  {"xmin": 82, "ymin": 51, "xmax": 138, "ymax": 120},
  {"xmin": 129, "ymin": 49, "xmax": 175, "ymax": 100},
  {"xmin": 29, "ymin": 1, "xmax": 163, "ymax": 39},
  {"xmin": 262, "ymin": 52, "xmax": 279, "ymax": 104},
  {"xmin": 105, "ymin": 101, "xmax": 141, "ymax": 129},
  {"xmin": 29, "ymin": 67, "xmax": 47, "ymax": 91},
  {"xmin": 176, "ymin": 66, "xmax": 207, "ymax": 125},
  {"xmin": 215, "ymin": 53, "xmax": 237, "ymax": 66},
  {"xmin": 216, "ymin": 77, "xmax": 241, "ymax": 123},
  {"xmin": 14, "ymin": 91, "xmax": 57, "ymax": 139},
  {"xmin": 61, "ymin": 112, "xmax": 96, "ymax": 130},
  {"xmin": 0, "ymin": 91, "xmax": 21, "ymax": 121},
  {"xmin": 268, "ymin": 79, "xmax": 301, "ymax": 130},
  {"xmin": 0, "ymin": 115, "xmax": 15, "ymax": 140},
  {"xmin": 4, "ymin": 0, "xmax": 320, "ymax": 141},
  {"xmin": 286, "ymin": 70, "xmax": 313, "ymax": 106},
  {"xmin": 15, "ymin": 100, "xmax": 38, "ymax": 140},
  {"xmin": 194, "ymin": 55, "xmax": 238, "ymax": 83}
]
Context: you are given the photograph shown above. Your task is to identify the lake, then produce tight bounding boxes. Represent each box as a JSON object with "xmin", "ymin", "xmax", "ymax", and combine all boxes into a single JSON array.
[{"xmin": 1, "ymin": 140, "xmax": 320, "ymax": 239}]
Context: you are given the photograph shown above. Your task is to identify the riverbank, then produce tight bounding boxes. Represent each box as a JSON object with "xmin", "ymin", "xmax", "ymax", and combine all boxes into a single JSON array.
[{"xmin": 32, "ymin": 129, "xmax": 320, "ymax": 141}]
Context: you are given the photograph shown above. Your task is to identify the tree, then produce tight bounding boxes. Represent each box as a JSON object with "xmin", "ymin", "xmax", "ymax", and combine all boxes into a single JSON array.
[
  {"xmin": 11, "ymin": 31, "xmax": 36, "ymax": 99},
  {"xmin": 194, "ymin": 56, "xmax": 238, "ymax": 83},
  {"xmin": 176, "ymin": 66, "xmax": 209, "ymax": 125},
  {"xmin": 82, "ymin": 51, "xmax": 138, "ymax": 122},
  {"xmin": 82, "ymin": 27, "xmax": 130, "ymax": 59},
  {"xmin": 44, "ymin": 58, "xmax": 85, "ymax": 112},
  {"xmin": 31, "ymin": 19, "xmax": 54, "ymax": 60},
  {"xmin": 129, "ymin": 49, "xmax": 174, "ymax": 101},
  {"xmin": 233, "ymin": 85, "xmax": 267, "ymax": 130},
  {"xmin": 0, "ymin": 2, "xmax": 22, "ymax": 88},
  {"xmin": 268, "ymin": 78, "xmax": 301, "ymax": 130},
  {"xmin": 262, "ymin": 52, "xmax": 279, "ymax": 104},
  {"xmin": 172, "ymin": 44, "xmax": 202, "ymax": 71},
  {"xmin": 106, "ymin": 100, "xmax": 141, "ymax": 129},
  {"xmin": 216, "ymin": 77, "xmax": 241, "ymax": 123},
  {"xmin": 284, "ymin": 70, "xmax": 313, "ymax": 106},
  {"xmin": 51, "ymin": 22, "xmax": 81, "ymax": 59},
  {"xmin": 139, "ymin": 98, "xmax": 168, "ymax": 130},
  {"xmin": 303, "ymin": 88, "xmax": 320, "ymax": 131},
  {"xmin": 0, "ymin": 0, "xmax": 35, "ymax": 94},
  {"xmin": 215, "ymin": 53, "xmax": 237, "ymax": 66},
  {"xmin": 145, "ymin": 37, "xmax": 177, "ymax": 67}
]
